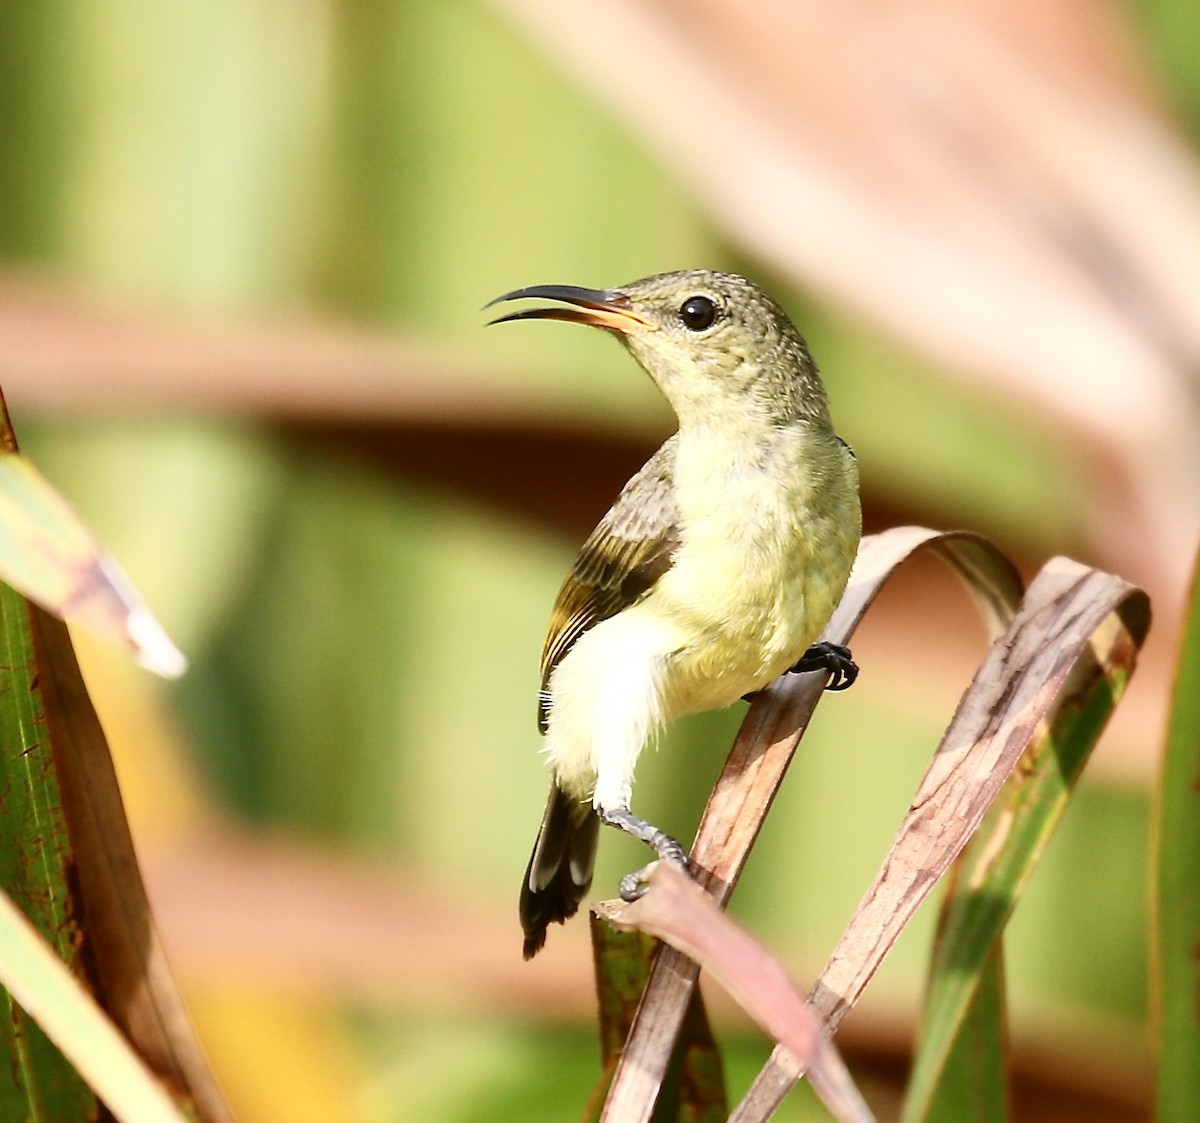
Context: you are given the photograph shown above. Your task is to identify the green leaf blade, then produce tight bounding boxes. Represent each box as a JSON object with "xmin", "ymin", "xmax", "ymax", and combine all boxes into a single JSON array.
[
  {"xmin": 923, "ymin": 949, "xmax": 1008, "ymax": 1123},
  {"xmin": 1153, "ymin": 544, "xmax": 1200, "ymax": 1123},
  {"xmin": 0, "ymin": 579, "xmax": 97, "ymax": 1120}
]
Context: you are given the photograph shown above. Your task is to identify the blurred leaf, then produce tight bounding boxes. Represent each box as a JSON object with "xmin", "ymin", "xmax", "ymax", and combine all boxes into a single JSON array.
[
  {"xmin": 0, "ymin": 7, "xmax": 67, "ymax": 260},
  {"xmin": 1153, "ymin": 542, "xmax": 1200, "ymax": 1122},
  {"xmin": 0, "ymin": 273, "xmax": 654, "ymax": 430},
  {"xmin": 0, "ymin": 441, "xmax": 184, "ymax": 677},
  {"xmin": 186, "ymin": 987, "xmax": 362, "ymax": 1123},
  {"xmin": 0, "ymin": 886, "xmax": 190, "ymax": 1123}
]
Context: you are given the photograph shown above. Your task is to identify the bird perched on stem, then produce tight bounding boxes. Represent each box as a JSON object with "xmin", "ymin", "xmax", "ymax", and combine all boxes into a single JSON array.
[{"xmin": 487, "ymin": 270, "xmax": 861, "ymax": 959}]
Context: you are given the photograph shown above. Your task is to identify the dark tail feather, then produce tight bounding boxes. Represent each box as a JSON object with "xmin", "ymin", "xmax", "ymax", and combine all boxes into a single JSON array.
[{"xmin": 520, "ymin": 784, "xmax": 599, "ymax": 959}]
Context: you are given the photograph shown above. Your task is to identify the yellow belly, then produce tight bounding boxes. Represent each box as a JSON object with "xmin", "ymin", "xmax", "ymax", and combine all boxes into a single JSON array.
[{"xmin": 648, "ymin": 511, "xmax": 854, "ymax": 718}]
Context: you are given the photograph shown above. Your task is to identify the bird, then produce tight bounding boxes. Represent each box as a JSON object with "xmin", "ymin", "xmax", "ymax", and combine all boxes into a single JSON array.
[{"xmin": 486, "ymin": 270, "xmax": 861, "ymax": 959}]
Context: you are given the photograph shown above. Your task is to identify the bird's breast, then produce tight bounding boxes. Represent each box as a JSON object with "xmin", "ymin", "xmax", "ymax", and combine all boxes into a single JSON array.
[{"xmin": 648, "ymin": 426, "xmax": 859, "ymax": 715}]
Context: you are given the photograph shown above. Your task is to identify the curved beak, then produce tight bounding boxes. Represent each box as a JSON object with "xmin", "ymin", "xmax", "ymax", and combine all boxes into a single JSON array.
[{"xmin": 485, "ymin": 283, "xmax": 657, "ymax": 334}]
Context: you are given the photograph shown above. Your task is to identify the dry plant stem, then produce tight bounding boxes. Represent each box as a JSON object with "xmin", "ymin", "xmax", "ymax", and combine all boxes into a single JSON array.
[
  {"xmin": 599, "ymin": 864, "xmax": 874, "ymax": 1123},
  {"xmin": 598, "ymin": 527, "xmax": 1023, "ymax": 1123},
  {"xmin": 731, "ymin": 557, "xmax": 1148, "ymax": 1121},
  {"xmin": 31, "ymin": 608, "xmax": 235, "ymax": 1123}
]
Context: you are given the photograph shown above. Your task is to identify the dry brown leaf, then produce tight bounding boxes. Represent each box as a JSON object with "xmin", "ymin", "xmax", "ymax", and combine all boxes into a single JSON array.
[
  {"xmin": 592, "ymin": 530, "xmax": 1145, "ymax": 1121},
  {"xmin": 599, "ymin": 863, "xmax": 874, "ymax": 1123},
  {"xmin": 733, "ymin": 556, "xmax": 1147, "ymax": 1118},
  {"xmin": 597, "ymin": 527, "xmax": 1022, "ymax": 1122}
]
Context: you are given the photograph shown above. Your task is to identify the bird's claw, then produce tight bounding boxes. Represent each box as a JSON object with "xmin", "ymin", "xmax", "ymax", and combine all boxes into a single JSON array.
[
  {"xmin": 787, "ymin": 641, "xmax": 858, "ymax": 691},
  {"xmin": 619, "ymin": 867, "xmax": 652, "ymax": 901},
  {"xmin": 619, "ymin": 843, "xmax": 691, "ymax": 902}
]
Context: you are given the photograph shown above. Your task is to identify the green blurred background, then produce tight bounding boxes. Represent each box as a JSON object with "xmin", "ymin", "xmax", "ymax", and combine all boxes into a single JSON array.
[{"xmin": 3, "ymin": 2, "xmax": 1198, "ymax": 1120}]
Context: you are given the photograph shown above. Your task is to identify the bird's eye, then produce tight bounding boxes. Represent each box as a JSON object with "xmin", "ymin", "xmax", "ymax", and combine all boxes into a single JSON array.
[{"xmin": 679, "ymin": 295, "xmax": 718, "ymax": 331}]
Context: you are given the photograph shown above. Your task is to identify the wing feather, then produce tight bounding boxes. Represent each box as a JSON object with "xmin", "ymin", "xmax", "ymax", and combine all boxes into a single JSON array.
[{"xmin": 537, "ymin": 437, "xmax": 680, "ymax": 731}]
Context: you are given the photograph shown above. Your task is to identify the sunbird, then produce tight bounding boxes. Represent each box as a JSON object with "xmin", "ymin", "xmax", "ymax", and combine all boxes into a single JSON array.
[{"xmin": 488, "ymin": 270, "xmax": 861, "ymax": 959}]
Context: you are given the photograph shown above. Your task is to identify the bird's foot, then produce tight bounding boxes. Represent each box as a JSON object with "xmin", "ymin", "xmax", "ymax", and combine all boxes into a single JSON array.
[
  {"xmin": 597, "ymin": 806, "xmax": 690, "ymax": 901},
  {"xmin": 618, "ymin": 841, "xmax": 690, "ymax": 902},
  {"xmin": 619, "ymin": 865, "xmax": 655, "ymax": 902},
  {"xmin": 788, "ymin": 641, "xmax": 858, "ymax": 691}
]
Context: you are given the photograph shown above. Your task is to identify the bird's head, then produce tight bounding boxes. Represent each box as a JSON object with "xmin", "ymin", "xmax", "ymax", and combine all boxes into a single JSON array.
[{"xmin": 487, "ymin": 269, "xmax": 830, "ymax": 428}]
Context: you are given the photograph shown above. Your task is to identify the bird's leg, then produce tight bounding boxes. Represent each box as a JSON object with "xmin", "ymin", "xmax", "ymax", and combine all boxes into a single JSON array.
[
  {"xmin": 597, "ymin": 805, "xmax": 690, "ymax": 901},
  {"xmin": 787, "ymin": 641, "xmax": 858, "ymax": 691}
]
